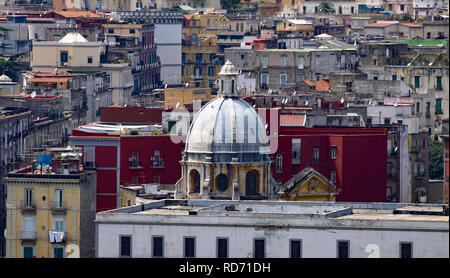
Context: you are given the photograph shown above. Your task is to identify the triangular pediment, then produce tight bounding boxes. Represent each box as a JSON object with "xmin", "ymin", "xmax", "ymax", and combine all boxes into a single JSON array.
[{"xmin": 279, "ymin": 167, "xmax": 337, "ymax": 197}]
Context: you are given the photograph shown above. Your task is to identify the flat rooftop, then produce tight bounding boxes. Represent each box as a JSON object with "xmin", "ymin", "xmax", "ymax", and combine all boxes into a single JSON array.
[{"xmin": 101, "ymin": 199, "xmax": 449, "ymax": 222}]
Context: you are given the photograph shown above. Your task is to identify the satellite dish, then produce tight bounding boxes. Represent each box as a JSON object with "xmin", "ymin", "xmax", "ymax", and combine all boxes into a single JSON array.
[
  {"xmin": 305, "ymin": 100, "xmax": 308, "ymax": 106},
  {"xmin": 185, "ymin": 82, "xmax": 189, "ymax": 87},
  {"xmin": 31, "ymin": 91, "xmax": 36, "ymax": 98},
  {"xmin": 369, "ymin": 99, "xmax": 372, "ymax": 105},
  {"xmin": 175, "ymin": 102, "xmax": 180, "ymax": 109},
  {"xmin": 340, "ymin": 97, "xmax": 344, "ymax": 104},
  {"xmin": 293, "ymin": 91, "xmax": 296, "ymax": 95},
  {"xmin": 164, "ymin": 84, "xmax": 168, "ymax": 89},
  {"xmin": 265, "ymin": 124, "xmax": 268, "ymax": 129},
  {"xmin": 248, "ymin": 72, "xmax": 251, "ymax": 76}
]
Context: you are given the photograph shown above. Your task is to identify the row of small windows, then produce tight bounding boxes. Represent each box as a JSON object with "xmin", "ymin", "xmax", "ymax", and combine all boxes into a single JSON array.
[
  {"xmin": 276, "ymin": 146, "xmax": 337, "ymax": 173},
  {"xmin": 119, "ymin": 235, "xmax": 414, "ymax": 258}
]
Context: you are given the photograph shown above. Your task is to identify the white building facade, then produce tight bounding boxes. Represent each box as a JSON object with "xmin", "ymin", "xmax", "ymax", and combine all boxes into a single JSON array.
[{"xmin": 95, "ymin": 200, "xmax": 449, "ymax": 258}]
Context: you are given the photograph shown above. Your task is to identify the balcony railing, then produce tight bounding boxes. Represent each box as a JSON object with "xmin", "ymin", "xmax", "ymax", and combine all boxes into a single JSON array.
[
  {"xmin": 19, "ymin": 230, "xmax": 37, "ymax": 241},
  {"xmin": 20, "ymin": 200, "xmax": 36, "ymax": 213},
  {"xmin": 151, "ymin": 157, "xmax": 165, "ymax": 168},
  {"xmin": 49, "ymin": 231, "xmax": 66, "ymax": 243},
  {"xmin": 50, "ymin": 201, "xmax": 67, "ymax": 214}
]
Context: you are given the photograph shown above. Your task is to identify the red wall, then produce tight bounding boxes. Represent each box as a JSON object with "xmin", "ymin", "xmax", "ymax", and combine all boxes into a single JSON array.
[
  {"xmin": 119, "ymin": 135, "xmax": 185, "ymax": 186},
  {"xmin": 270, "ymin": 127, "xmax": 387, "ymax": 202}
]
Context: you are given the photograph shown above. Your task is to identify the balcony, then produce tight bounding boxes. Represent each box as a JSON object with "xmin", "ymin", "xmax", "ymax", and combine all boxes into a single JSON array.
[
  {"xmin": 49, "ymin": 231, "xmax": 66, "ymax": 243},
  {"xmin": 20, "ymin": 200, "xmax": 36, "ymax": 214},
  {"xmin": 151, "ymin": 157, "xmax": 165, "ymax": 168},
  {"xmin": 19, "ymin": 230, "xmax": 37, "ymax": 241},
  {"xmin": 50, "ymin": 201, "xmax": 67, "ymax": 215}
]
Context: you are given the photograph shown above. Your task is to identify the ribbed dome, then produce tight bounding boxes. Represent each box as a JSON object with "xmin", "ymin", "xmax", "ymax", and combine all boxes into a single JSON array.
[{"xmin": 185, "ymin": 96, "xmax": 270, "ymax": 163}]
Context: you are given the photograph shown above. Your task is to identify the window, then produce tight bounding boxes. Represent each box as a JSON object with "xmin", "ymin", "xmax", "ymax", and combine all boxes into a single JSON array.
[
  {"xmin": 120, "ymin": 235, "xmax": 132, "ymax": 257},
  {"xmin": 261, "ymin": 57, "xmax": 268, "ymax": 68},
  {"xmin": 298, "ymin": 57, "xmax": 304, "ymax": 69},
  {"xmin": 331, "ymin": 147, "xmax": 337, "ymax": 159},
  {"xmin": 276, "ymin": 153, "xmax": 283, "ymax": 173},
  {"xmin": 195, "ymin": 81, "xmax": 200, "ymax": 88},
  {"xmin": 60, "ymin": 51, "xmax": 68, "ymax": 65},
  {"xmin": 182, "ymin": 53, "xmax": 186, "ymax": 63},
  {"xmin": 331, "ymin": 171, "xmax": 337, "ymax": 184},
  {"xmin": 53, "ymin": 216, "xmax": 65, "ymax": 232},
  {"xmin": 436, "ymin": 76, "xmax": 442, "ymax": 90},
  {"xmin": 281, "ymin": 56, "xmax": 288, "ymax": 66},
  {"xmin": 194, "ymin": 67, "xmax": 202, "ymax": 78},
  {"xmin": 53, "ymin": 246, "xmax": 65, "ymax": 258},
  {"xmin": 196, "ymin": 53, "xmax": 202, "ymax": 63},
  {"xmin": 384, "ymin": 118, "xmax": 390, "ymax": 124},
  {"xmin": 216, "ymin": 174, "xmax": 229, "ymax": 192},
  {"xmin": 337, "ymin": 240, "xmax": 349, "ymax": 258},
  {"xmin": 24, "ymin": 188, "xmax": 33, "ymax": 207},
  {"xmin": 292, "ymin": 139, "xmax": 301, "ymax": 165},
  {"xmin": 208, "ymin": 66, "xmax": 214, "ymax": 76},
  {"xmin": 87, "ymin": 56, "xmax": 93, "ymax": 64},
  {"xmin": 290, "ymin": 239, "xmax": 302, "ymax": 258},
  {"xmin": 313, "ymin": 148, "xmax": 319, "ymax": 164},
  {"xmin": 400, "ymin": 242, "xmax": 412, "ymax": 258},
  {"xmin": 414, "ymin": 76, "xmax": 420, "ymax": 88},
  {"xmin": 184, "ymin": 237, "xmax": 196, "ymax": 258},
  {"xmin": 108, "ymin": 28, "xmax": 114, "ymax": 34},
  {"xmin": 261, "ymin": 74, "xmax": 268, "ymax": 87},
  {"xmin": 22, "ymin": 246, "xmax": 34, "ymax": 258},
  {"xmin": 152, "ymin": 236, "xmax": 164, "ymax": 257},
  {"xmin": 436, "ymin": 98, "xmax": 442, "ymax": 114},
  {"xmin": 55, "ymin": 189, "xmax": 63, "ymax": 208},
  {"xmin": 130, "ymin": 150, "xmax": 139, "ymax": 168},
  {"xmin": 280, "ymin": 74, "xmax": 287, "ymax": 86},
  {"xmin": 298, "ymin": 75, "xmax": 304, "ymax": 82},
  {"xmin": 22, "ymin": 215, "xmax": 35, "ymax": 239},
  {"xmin": 254, "ymin": 239, "xmax": 265, "ymax": 258},
  {"xmin": 209, "ymin": 80, "xmax": 214, "ymax": 88},
  {"xmin": 83, "ymin": 146, "xmax": 95, "ymax": 168},
  {"xmin": 416, "ymin": 102, "xmax": 420, "ymax": 114},
  {"xmin": 129, "ymin": 29, "xmax": 135, "ymax": 34},
  {"xmin": 217, "ymin": 238, "xmax": 228, "ymax": 258},
  {"xmin": 392, "ymin": 75, "xmax": 397, "ymax": 81},
  {"xmin": 400, "ymin": 76, "xmax": 405, "ymax": 81}
]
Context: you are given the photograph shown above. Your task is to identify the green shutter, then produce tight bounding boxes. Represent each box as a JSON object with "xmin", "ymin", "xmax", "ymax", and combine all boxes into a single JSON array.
[
  {"xmin": 54, "ymin": 247, "xmax": 64, "ymax": 258},
  {"xmin": 436, "ymin": 98, "xmax": 442, "ymax": 114},
  {"xmin": 436, "ymin": 76, "xmax": 442, "ymax": 90},
  {"xmin": 414, "ymin": 76, "xmax": 420, "ymax": 88},
  {"xmin": 23, "ymin": 247, "xmax": 33, "ymax": 258}
]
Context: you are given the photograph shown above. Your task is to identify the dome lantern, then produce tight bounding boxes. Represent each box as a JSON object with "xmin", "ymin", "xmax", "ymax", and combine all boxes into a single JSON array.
[{"xmin": 218, "ymin": 59, "xmax": 239, "ymax": 98}]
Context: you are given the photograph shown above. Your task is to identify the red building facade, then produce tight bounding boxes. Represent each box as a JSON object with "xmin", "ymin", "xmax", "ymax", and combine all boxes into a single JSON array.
[{"xmin": 71, "ymin": 109, "xmax": 388, "ymax": 211}]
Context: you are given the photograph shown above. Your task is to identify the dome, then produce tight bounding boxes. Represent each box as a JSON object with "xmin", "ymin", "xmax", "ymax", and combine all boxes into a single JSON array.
[
  {"xmin": 0, "ymin": 74, "xmax": 12, "ymax": 82},
  {"xmin": 218, "ymin": 59, "xmax": 239, "ymax": 76},
  {"xmin": 185, "ymin": 96, "xmax": 270, "ymax": 163}
]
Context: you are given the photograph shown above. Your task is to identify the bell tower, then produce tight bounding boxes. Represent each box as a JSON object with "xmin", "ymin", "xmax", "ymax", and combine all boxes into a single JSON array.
[{"xmin": 218, "ymin": 60, "xmax": 239, "ymax": 98}]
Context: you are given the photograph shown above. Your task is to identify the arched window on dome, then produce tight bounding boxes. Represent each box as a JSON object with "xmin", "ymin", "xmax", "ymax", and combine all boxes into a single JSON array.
[
  {"xmin": 216, "ymin": 173, "xmax": 229, "ymax": 192},
  {"xmin": 246, "ymin": 170, "xmax": 259, "ymax": 195},
  {"xmin": 189, "ymin": 169, "xmax": 200, "ymax": 193}
]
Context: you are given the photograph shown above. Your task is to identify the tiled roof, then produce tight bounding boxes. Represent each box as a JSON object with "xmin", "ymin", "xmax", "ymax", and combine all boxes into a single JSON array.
[
  {"xmin": 29, "ymin": 77, "xmax": 71, "ymax": 83},
  {"xmin": 315, "ymin": 79, "xmax": 330, "ymax": 92},
  {"xmin": 55, "ymin": 11, "xmax": 102, "ymax": 18},
  {"xmin": 366, "ymin": 22, "xmax": 397, "ymax": 27},
  {"xmin": 280, "ymin": 114, "xmax": 306, "ymax": 127},
  {"xmin": 400, "ymin": 23, "xmax": 422, "ymax": 28}
]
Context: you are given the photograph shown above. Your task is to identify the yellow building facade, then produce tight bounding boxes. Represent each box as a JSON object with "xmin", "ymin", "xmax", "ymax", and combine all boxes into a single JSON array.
[
  {"xmin": 164, "ymin": 87, "xmax": 211, "ymax": 109},
  {"xmin": 276, "ymin": 19, "xmax": 315, "ymax": 38},
  {"xmin": 5, "ymin": 170, "xmax": 96, "ymax": 258}
]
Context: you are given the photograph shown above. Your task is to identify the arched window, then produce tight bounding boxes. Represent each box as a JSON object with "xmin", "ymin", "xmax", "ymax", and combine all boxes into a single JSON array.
[
  {"xmin": 246, "ymin": 171, "xmax": 258, "ymax": 195},
  {"xmin": 216, "ymin": 174, "xmax": 229, "ymax": 192},
  {"xmin": 190, "ymin": 169, "xmax": 200, "ymax": 193}
]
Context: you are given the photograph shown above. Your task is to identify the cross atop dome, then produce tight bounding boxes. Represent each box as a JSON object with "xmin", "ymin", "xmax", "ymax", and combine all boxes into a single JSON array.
[{"xmin": 218, "ymin": 60, "xmax": 239, "ymax": 98}]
